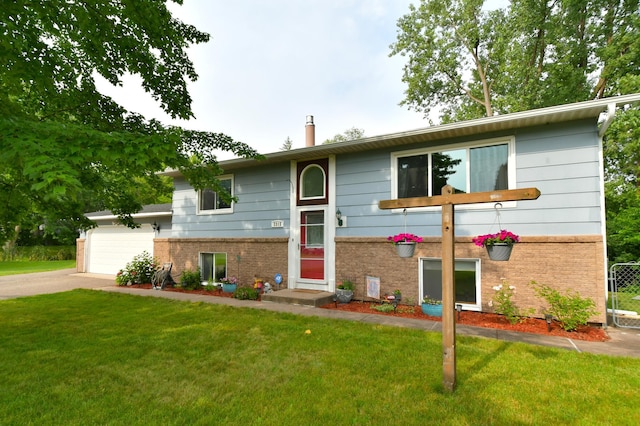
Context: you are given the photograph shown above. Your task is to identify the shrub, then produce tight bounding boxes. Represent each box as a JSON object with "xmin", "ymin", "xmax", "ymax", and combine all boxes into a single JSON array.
[
  {"xmin": 179, "ymin": 268, "xmax": 202, "ymax": 290},
  {"xmin": 115, "ymin": 251, "xmax": 158, "ymax": 285},
  {"xmin": 529, "ymin": 281, "xmax": 598, "ymax": 331},
  {"xmin": 490, "ymin": 283, "xmax": 534, "ymax": 325},
  {"xmin": 233, "ymin": 286, "xmax": 259, "ymax": 300},
  {"xmin": 371, "ymin": 303, "xmax": 395, "ymax": 313},
  {"xmin": 0, "ymin": 245, "xmax": 76, "ymax": 261}
]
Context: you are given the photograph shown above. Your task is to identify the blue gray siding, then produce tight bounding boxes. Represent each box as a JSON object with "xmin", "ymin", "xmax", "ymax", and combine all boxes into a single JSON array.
[
  {"xmin": 171, "ymin": 119, "xmax": 603, "ymax": 239},
  {"xmin": 334, "ymin": 119, "xmax": 602, "ymax": 238},
  {"xmin": 171, "ymin": 162, "xmax": 292, "ymax": 238}
]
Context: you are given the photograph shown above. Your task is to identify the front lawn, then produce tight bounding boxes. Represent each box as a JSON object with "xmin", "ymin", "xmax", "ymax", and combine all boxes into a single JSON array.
[
  {"xmin": 0, "ymin": 290, "xmax": 638, "ymax": 424},
  {"xmin": 0, "ymin": 260, "xmax": 76, "ymax": 276}
]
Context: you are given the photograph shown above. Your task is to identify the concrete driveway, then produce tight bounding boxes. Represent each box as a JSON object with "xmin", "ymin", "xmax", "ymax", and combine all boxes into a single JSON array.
[{"xmin": 0, "ymin": 269, "xmax": 115, "ymax": 300}]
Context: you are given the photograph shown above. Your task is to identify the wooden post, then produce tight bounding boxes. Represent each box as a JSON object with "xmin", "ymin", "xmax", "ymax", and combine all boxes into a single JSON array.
[
  {"xmin": 441, "ymin": 186, "xmax": 456, "ymax": 392},
  {"xmin": 379, "ymin": 185, "xmax": 541, "ymax": 392}
]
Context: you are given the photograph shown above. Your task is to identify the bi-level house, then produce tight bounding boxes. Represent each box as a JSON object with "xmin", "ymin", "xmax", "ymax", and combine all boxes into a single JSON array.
[{"xmin": 77, "ymin": 94, "xmax": 640, "ymax": 325}]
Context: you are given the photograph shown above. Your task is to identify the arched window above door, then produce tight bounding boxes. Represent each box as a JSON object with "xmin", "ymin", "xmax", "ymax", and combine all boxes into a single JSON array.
[
  {"xmin": 296, "ymin": 158, "xmax": 329, "ymax": 205},
  {"xmin": 301, "ymin": 165, "xmax": 325, "ymax": 199}
]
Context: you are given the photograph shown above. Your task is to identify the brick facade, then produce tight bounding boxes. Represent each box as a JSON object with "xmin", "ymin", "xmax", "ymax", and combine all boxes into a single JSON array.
[
  {"xmin": 154, "ymin": 237, "xmax": 289, "ymax": 287},
  {"xmin": 153, "ymin": 235, "xmax": 606, "ymax": 325},
  {"xmin": 335, "ymin": 235, "xmax": 606, "ymax": 324},
  {"xmin": 76, "ymin": 238, "xmax": 85, "ymax": 273}
]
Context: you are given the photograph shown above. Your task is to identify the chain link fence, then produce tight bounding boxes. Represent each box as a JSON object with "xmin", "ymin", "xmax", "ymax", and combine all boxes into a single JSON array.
[{"xmin": 609, "ymin": 262, "xmax": 640, "ymax": 329}]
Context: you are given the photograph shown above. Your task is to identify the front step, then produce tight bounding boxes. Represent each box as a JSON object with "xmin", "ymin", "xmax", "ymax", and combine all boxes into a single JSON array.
[{"xmin": 261, "ymin": 289, "xmax": 334, "ymax": 307}]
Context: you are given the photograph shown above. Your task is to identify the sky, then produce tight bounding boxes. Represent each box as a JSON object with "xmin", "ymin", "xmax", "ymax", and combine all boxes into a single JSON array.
[{"xmin": 96, "ymin": 0, "xmax": 507, "ymax": 159}]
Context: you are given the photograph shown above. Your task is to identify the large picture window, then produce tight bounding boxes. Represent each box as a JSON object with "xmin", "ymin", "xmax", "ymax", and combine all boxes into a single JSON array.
[
  {"xmin": 420, "ymin": 258, "xmax": 481, "ymax": 310},
  {"xmin": 198, "ymin": 175, "xmax": 233, "ymax": 214},
  {"xmin": 394, "ymin": 140, "xmax": 511, "ymax": 198},
  {"xmin": 200, "ymin": 252, "xmax": 227, "ymax": 283}
]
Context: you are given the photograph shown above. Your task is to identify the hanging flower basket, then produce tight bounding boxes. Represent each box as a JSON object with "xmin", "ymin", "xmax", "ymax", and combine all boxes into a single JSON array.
[
  {"xmin": 388, "ymin": 233, "xmax": 423, "ymax": 258},
  {"xmin": 486, "ymin": 243, "xmax": 513, "ymax": 261},
  {"xmin": 396, "ymin": 242, "xmax": 416, "ymax": 258},
  {"xmin": 472, "ymin": 230, "xmax": 519, "ymax": 262}
]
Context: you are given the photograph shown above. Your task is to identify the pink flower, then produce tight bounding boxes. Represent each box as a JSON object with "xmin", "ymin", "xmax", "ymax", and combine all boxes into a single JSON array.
[
  {"xmin": 387, "ymin": 233, "xmax": 423, "ymax": 245},
  {"xmin": 472, "ymin": 230, "xmax": 519, "ymax": 247}
]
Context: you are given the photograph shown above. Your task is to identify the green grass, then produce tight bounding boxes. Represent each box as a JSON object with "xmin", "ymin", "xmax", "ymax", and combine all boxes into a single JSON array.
[
  {"xmin": 608, "ymin": 290, "xmax": 640, "ymax": 312},
  {"xmin": 1, "ymin": 291, "xmax": 639, "ymax": 425},
  {"xmin": 0, "ymin": 260, "xmax": 76, "ymax": 276}
]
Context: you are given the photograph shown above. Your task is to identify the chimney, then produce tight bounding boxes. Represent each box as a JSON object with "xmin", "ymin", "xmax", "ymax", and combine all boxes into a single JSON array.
[{"xmin": 305, "ymin": 115, "xmax": 315, "ymax": 147}]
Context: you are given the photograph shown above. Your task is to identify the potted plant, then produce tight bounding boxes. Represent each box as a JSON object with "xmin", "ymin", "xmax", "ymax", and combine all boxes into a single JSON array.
[
  {"xmin": 421, "ymin": 295, "xmax": 443, "ymax": 317},
  {"xmin": 472, "ymin": 229, "xmax": 519, "ymax": 261},
  {"xmin": 387, "ymin": 233, "xmax": 423, "ymax": 258},
  {"xmin": 220, "ymin": 276, "xmax": 238, "ymax": 293},
  {"xmin": 336, "ymin": 280, "xmax": 355, "ymax": 303}
]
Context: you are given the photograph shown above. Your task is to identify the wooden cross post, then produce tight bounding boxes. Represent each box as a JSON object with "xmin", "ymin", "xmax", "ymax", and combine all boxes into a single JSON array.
[{"xmin": 379, "ymin": 185, "xmax": 540, "ymax": 392}]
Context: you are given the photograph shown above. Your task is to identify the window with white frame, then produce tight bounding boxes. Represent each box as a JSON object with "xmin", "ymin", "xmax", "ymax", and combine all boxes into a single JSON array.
[
  {"xmin": 200, "ymin": 252, "xmax": 227, "ymax": 283},
  {"xmin": 420, "ymin": 258, "xmax": 481, "ymax": 310},
  {"xmin": 394, "ymin": 139, "xmax": 512, "ymax": 198},
  {"xmin": 198, "ymin": 175, "xmax": 233, "ymax": 213},
  {"xmin": 300, "ymin": 164, "xmax": 326, "ymax": 200}
]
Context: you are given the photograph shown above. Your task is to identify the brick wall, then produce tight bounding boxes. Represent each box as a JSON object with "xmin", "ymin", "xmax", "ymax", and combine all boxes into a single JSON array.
[
  {"xmin": 155, "ymin": 238, "xmax": 289, "ymax": 288},
  {"xmin": 155, "ymin": 235, "xmax": 606, "ymax": 324},
  {"xmin": 76, "ymin": 238, "xmax": 85, "ymax": 273},
  {"xmin": 336, "ymin": 235, "xmax": 606, "ymax": 324}
]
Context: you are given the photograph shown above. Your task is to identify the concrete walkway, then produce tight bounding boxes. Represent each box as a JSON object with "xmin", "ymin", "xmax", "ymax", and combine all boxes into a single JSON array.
[{"xmin": 2, "ymin": 269, "xmax": 639, "ymax": 358}]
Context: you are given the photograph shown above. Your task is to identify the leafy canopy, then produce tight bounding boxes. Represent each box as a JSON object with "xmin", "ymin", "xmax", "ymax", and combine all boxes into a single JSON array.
[{"xmin": 0, "ymin": 0, "xmax": 262, "ymax": 244}]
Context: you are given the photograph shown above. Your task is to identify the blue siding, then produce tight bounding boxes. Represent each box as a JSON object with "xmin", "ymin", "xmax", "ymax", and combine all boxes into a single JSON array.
[
  {"xmin": 171, "ymin": 163, "xmax": 292, "ymax": 238},
  {"xmin": 172, "ymin": 119, "xmax": 603, "ymax": 239},
  {"xmin": 334, "ymin": 120, "xmax": 602, "ymax": 238}
]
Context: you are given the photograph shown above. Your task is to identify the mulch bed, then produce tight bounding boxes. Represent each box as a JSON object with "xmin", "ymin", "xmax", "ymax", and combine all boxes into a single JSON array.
[{"xmin": 125, "ymin": 284, "xmax": 608, "ymax": 342}]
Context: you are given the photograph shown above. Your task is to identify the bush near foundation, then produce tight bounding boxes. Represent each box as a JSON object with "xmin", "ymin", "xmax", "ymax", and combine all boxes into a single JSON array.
[{"xmin": 529, "ymin": 281, "xmax": 598, "ymax": 331}]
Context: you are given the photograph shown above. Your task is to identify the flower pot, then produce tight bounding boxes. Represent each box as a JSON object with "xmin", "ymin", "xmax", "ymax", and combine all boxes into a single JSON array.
[
  {"xmin": 335, "ymin": 289, "xmax": 353, "ymax": 303},
  {"xmin": 421, "ymin": 303, "xmax": 443, "ymax": 317},
  {"xmin": 222, "ymin": 283, "xmax": 237, "ymax": 293},
  {"xmin": 486, "ymin": 243, "xmax": 513, "ymax": 261},
  {"xmin": 395, "ymin": 242, "xmax": 416, "ymax": 258}
]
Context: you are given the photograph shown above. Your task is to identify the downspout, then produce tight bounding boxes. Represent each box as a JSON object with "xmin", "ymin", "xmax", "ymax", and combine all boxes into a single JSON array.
[{"xmin": 598, "ymin": 103, "xmax": 615, "ymax": 327}]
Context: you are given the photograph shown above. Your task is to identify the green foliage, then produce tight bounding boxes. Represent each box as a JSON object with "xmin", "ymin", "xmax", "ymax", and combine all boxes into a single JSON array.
[
  {"xmin": 490, "ymin": 283, "xmax": 534, "ymax": 325},
  {"xmin": 179, "ymin": 268, "xmax": 202, "ymax": 290},
  {"xmin": 391, "ymin": 0, "xmax": 639, "ymax": 121},
  {"xmin": 115, "ymin": 251, "xmax": 158, "ymax": 286},
  {"xmin": 0, "ymin": 245, "xmax": 76, "ymax": 261},
  {"xmin": 371, "ymin": 303, "xmax": 396, "ymax": 313},
  {"xmin": 0, "ymin": 1, "xmax": 262, "ymax": 248},
  {"xmin": 529, "ymin": 281, "xmax": 598, "ymax": 332},
  {"xmin": 337, "ymin": 280, "xmax": 355, "ymax": 290},
  {"xmin": 604, "ymin": 106, "xmax": 640, "ymax": 264},
  {"xmin": 322, "ymin": 127, "xmax": 365, "ymax": 144},
  {"xmin": 233, "ymin": 286, "xmax": 259, "ymax": 300}
]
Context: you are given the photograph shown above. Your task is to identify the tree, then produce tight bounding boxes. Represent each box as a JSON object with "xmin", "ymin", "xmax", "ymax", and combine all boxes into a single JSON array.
[
  {"xmin": 0, "ymin": 0, "xmax": 261, "ymax": 246},
  {"xmin": 280, "ymin": 137, "xmax": 293, "ymax": 151},
  {"xmin": 323, "ymin": 127, "xmax": 365, "ymax": 144},
  {"xmin": 390, "ymin": 0, "xmax": 640, "ymax": 121}
]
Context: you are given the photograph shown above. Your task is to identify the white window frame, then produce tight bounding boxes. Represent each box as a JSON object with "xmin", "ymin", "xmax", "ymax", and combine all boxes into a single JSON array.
[
  {"xmin": 391, "ymin": 136, "xmax": 516, "ymax": 212},
  {"xmin": 419, "ymin": 257, "xmax": 482, "ymax": 311},
  {"xmin": 197, "ymin": 174, "xmax": 234, "ymax": 215},
  {"xmin": 299, "ymin": 164, "xmax": 326, "ymax": 201},
  {"xmin": 200, "ymin": 252, "xmax": 228, "ymax": 284}
]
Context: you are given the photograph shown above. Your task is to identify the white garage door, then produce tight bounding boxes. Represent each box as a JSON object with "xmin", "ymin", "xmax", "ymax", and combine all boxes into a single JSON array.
[{"xmin": 86, "ymin": 225, "xmax": 155, "ymax": 275}]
